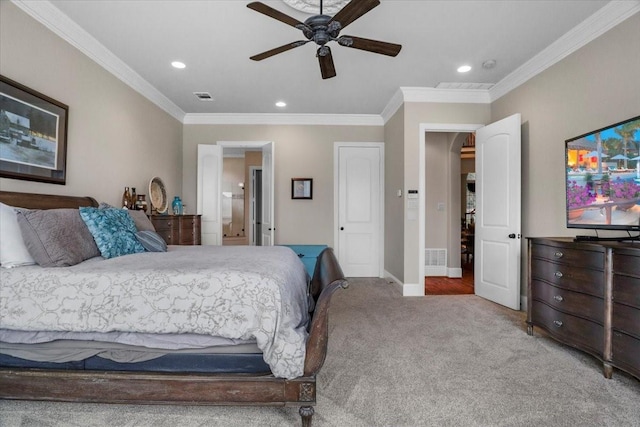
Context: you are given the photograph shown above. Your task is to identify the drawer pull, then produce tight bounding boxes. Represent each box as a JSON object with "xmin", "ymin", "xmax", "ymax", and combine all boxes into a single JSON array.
[
  {"xmin": 554, "ymin": 251, "xmax": 564, "ymax": 258},
  {"xmin": 554, "ymin": 271, "xmax": 563, "ymax": 278},
  {"xmin": 553, "ymin": 320, "xmax": 563, "ymax": 328},
  {"xmin": 553, "ymin": 295, "xmax": 564, "ymax": 302}
]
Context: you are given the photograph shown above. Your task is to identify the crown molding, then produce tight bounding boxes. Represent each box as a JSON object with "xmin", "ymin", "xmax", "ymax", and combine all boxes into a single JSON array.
[
  {"xmin": 489, "ymin": 0, "xmax": 640, "ymax": 101},
  {"xmin": 381, "ymin": 88, "xmax": 491, "ymax": 124},
  {"xmin": 183, "ymin": 113, "xmax": 384, "ymax": 126},
  {"xmin": 11, "ymin": 0, "xmax": 186, "ymax": 122}
]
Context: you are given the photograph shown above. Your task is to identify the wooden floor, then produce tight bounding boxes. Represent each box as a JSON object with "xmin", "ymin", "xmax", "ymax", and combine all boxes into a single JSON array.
[{"xmin": 425, "ymin": 258, "xmax": 474, "ymax": 295}]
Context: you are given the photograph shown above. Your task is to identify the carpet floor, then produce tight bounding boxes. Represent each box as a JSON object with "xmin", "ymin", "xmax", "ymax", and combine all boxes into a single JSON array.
[{"xmin": 2, "ymin": 278, "xmax": 639, "ymax": 426}]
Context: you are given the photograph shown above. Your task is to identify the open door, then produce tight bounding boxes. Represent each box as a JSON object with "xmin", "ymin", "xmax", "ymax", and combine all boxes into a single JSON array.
[
  {"xmin": 197, "ymin": 144, "xmax": 223, "ymax": 245},
  {"xmin": 261, "ymin": 142, "xmax": 275, "ymax": 246},
  {"xmin": 475, "ymin": 114, "xmax": 521, "ymax": 310}
]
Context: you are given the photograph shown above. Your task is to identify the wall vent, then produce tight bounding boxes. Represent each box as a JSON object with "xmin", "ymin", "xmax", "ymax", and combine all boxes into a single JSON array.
[
  {"xmin": 193, "ymin": 92, "xmax": 214, "ymax": 101},
  {"xmin": 425, "ymin": 248, "xmax": 447, "ymax": 276}
]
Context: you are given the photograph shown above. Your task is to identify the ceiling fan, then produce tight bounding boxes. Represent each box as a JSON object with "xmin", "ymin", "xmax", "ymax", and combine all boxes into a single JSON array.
[{"xmin": 247, "ymin": 0, "xmax": 402, "ymax": 79}]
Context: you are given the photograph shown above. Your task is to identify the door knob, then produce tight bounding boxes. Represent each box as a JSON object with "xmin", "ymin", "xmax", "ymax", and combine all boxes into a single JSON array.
[
  {"xmin": 508, "ymin": 233, "xmax": 516, "ymax": 239},
  {"xmin": 340, "ymin": 227, "xmax": 344, "ymax": 231}
]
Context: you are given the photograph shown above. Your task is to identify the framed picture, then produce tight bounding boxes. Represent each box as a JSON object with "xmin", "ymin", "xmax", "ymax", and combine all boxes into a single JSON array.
[
  {"xmin": 291, "ymin": 178, "xmax": 313, "ymax": 199},
  {"xmin": 0, "ymin": 75, "xmax": 68, "ymax": 185}
]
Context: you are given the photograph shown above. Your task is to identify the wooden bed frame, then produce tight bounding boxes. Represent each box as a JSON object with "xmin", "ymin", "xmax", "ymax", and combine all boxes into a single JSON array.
[{"xmin": 0, "ymin": 190, "xmax": 348, "ymax": 427}]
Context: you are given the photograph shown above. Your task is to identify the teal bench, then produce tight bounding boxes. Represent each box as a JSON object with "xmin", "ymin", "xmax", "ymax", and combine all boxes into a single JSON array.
[{"xmin": 280, "ymin": 244, "xmax": 328, "ymax": 276}]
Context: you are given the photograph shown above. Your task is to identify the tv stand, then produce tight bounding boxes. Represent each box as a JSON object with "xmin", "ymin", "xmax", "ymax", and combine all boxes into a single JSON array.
[
  {"xmin": 527, "ymin": 238, "xmax": 640, "ymax": 381},
  {"xmin": 574, "ymin": 235, "xmax": 640, "ymax": 243}
]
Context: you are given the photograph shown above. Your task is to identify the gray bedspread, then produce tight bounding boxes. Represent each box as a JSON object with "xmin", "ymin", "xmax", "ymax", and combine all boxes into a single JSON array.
[{"xmin": 0, "ymin": 245, "xmax": 310, "ymax": 379}]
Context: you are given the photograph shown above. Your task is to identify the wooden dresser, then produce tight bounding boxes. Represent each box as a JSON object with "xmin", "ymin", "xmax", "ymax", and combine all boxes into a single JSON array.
[
  {"xmin": 149, "ymin": 215, "xmax": 201, "ymax": 245},
  {"xmin": 527, "ymin": 237, "xmax": 639, "ymax": 381}
]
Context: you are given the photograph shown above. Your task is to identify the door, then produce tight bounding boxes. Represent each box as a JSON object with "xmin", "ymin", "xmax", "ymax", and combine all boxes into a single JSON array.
[
  {"xmin": 475, "ymin": 114, "xmax": 521, "ymax": 310},
  {"xmin": 261, "ymin": 142, "xmax": 274, "ymax": 246},
  {"xmin": 336, "ymin": 144, "xmax": 383, "ymax": 277},
  {"xmin": 197, "ymin": 144, "xmax": 222, "ymax": 245},
  {"xmin": 251, "ymin": 168, "xmax": 263, "ymax": 246}
]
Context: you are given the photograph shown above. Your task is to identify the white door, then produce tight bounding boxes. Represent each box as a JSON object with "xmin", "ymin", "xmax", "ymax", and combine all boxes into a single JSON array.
[
  {"xmin": 336, "ymin": 144, "xmax": 383, "ymax": 277},
  {"xmin": 261, "ymin": 142, "xmax": 275, "ymax": 246},
  {"xmin": 475, "ymin": 114, "xmax": 522, "ymax": 310},
  {"xmin": 197, "ymin": 144, "xmax": 223, "ymax": 245}
]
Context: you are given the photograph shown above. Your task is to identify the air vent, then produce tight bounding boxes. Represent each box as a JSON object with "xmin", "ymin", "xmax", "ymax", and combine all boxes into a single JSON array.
[
  {"xmin": 436, "ymin": 82, "xmax": 494, "ymax": 90},
  {"xmin": 193, "ymin": 92, "xmax": 214, "ymax": 101}
]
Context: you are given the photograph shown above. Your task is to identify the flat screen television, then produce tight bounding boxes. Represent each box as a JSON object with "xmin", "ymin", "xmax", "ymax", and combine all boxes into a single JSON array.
[{"xmin": 565, "ymin": 115, "xmax": 640, "ymax": 232}]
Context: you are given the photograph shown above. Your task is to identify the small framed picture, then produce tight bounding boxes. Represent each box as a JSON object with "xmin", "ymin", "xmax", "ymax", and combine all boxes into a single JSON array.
[{"xmin": 291, "ymin": 178, "xmax": 313, "ymax": 199}]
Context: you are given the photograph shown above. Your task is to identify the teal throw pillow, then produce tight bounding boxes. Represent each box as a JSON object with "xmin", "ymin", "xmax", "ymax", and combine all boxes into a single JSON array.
[{"xmin": 79, "ymin": 207, "xmax": 145, "ymax": 259}]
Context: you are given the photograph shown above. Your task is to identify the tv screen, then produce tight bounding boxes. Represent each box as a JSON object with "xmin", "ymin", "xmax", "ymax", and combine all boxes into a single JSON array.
[{"xmin": 565, "ymin": 115, "xmax": 640, "ymax": 231}]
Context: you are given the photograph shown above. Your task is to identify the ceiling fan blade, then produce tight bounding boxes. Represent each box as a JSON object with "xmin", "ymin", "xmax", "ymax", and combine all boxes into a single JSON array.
[
  {"xmin": 247, "ymin": 2, "xmax": 306, "ymax": 29},
  {"xmin": 329, "ymin": 0, "xmax": 380, "ymax": 30},
  {"xmin": 338, "ymin": 35, "xmax": 402, "ymax": 57},
  {"xmin": 250, "ymin": 41, "xmax": 310, "ymax": 61},
  {"xmin": 317, "ymin": 47, "xmax": 337, "ymax": 79}
]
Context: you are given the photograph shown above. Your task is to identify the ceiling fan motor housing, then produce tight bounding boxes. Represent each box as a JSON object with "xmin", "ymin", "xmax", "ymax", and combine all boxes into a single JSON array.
[{"xmin": 303, "ymin": 14, "xmax": 341, "ymax": 46}]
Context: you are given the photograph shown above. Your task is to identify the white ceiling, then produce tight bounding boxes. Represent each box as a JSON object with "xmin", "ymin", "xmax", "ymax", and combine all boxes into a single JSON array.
[{"xmin": 15, "ymin": 1, "xmax": 637, "ymax": 120}]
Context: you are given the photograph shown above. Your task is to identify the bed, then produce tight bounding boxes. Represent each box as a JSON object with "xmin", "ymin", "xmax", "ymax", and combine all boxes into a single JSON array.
[{"xmin": 0, "ymin": 190, "xmax": 348, "ymax": 427}]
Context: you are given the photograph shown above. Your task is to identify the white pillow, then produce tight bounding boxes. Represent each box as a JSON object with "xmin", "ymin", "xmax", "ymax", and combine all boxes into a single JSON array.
[{"xmin": 0, "ymin": 202, "xmax": 36, "ymax": 268}]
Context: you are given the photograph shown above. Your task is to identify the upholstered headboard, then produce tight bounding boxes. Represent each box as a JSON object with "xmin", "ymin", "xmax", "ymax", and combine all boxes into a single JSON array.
[{"xmin": 0, "ymin": 191, "xmax": 98, "ymax": 210}]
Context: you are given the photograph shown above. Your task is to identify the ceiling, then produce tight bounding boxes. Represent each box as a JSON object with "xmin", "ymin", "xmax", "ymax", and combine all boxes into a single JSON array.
[{"xmin": 18, "ymin": 1, "xmax": 628, "ymax": 119}]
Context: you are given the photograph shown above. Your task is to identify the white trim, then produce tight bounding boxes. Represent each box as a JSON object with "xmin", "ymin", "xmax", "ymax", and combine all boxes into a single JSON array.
[
  {"xmin": 419, "ymin": 123, "xmax": 485, "ymax": 297},
  {"xmin": 384, "ymin": 269, "xmax": 403, "ymax": 288},
  {"xmin": 183, "ymin": 113, "xmax": 383, "ymax": 126},
  {"xmin": 334, "ymin": 142, "xmax": 385, "ymax": 278},
  {"xmin": 403, "ymin": 283, "xmax": 423, "ymax": 297},
  {"xmin": 11, "ymin": 0, "xmax": 185, "ymax": 122},
  {"xmin": 448, "ymin": 267, "xmax": 463, "ymax": 278},
  {"xmin": 489, "ymin": 0, "xmax": 640, "ymax": 101},
  {"xmin": 380, "ymin": 88, "xmax": 405, "ymax": 124},
  {"xmin": 401, "ymin": 87, "xmax": 492, "ymax": 104}
]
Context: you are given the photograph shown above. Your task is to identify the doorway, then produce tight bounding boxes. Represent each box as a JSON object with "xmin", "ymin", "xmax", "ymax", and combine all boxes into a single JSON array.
[{"xmin": 424, "ymin": 131, "xmax": 475, "ymax": 295}]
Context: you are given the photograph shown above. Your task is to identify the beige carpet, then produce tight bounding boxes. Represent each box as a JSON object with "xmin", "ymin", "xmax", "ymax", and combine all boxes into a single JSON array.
[{"xmin": 2, "ymin": 278, "xmax": 639, "ymax": 426}]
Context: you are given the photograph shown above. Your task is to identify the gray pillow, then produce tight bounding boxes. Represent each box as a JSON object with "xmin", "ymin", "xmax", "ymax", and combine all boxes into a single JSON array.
[
  {"xmin": 128, "ymin": 210, "xmax": 156, "ymax": 232},
  {"xmin": 135, "ymin": 230, "xmax": 167, "ymax": 252},
  {"xmin": 16, "ymin": 209, "xmax": 100, "ymax": 267}
]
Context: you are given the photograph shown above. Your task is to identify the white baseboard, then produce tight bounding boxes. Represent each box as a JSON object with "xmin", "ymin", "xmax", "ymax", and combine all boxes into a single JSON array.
[
  {"xmin": 424, "ymin": 266, "xmax": 447, "ymax": 276},
  {"xmin": 402, "ymin": 283, "xmax": 423, "ymax": 296},
  {"xmin": 384, "ymin": 270, "xmax": 403, "ymax": 291},
  {"xmin": 448, "ymin": 267, "xmax": 462, "ymax": 278}
]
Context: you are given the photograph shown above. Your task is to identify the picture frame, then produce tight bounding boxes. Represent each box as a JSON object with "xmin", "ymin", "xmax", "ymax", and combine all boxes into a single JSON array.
[
  {"xmin": 291, "ymin": 178, "xmax": 313, "ymax": 199},
  {"xmin": 0, "ymin": 75, "xmax": 68, "ymax": 185}
]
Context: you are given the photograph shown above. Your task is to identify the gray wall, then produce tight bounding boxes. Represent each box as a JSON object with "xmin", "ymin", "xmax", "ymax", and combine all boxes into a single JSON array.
[
  {"xmin": 0, "ymin": 2, "xmax": 183, "ymax": 205},
  {"xmin": 384, "ymin": 106, "xmax": 405, "ymax": 281},
  {"xmin": 182, "ymin": 124, "xmax": 384, "ymax": 246},
  {"xmin": 491, "ymin": 12, "xmax": 640, "ymax": 297}
]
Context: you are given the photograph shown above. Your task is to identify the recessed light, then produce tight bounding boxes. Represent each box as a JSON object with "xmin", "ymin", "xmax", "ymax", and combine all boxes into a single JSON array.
[
  {"xmin": 482, "ymin": 59, "xmax": 497, "ymax": 69},
  {"xmin": 457, "ymin": 65, "xmax": 472, "ymax": 73},
  {"xmin": 275, "ymin": 101, "xmax": 287, "ymax": 108},
  {"xmin": 171, "ymin": 61, "xmax": 186, "ymax": 69}
]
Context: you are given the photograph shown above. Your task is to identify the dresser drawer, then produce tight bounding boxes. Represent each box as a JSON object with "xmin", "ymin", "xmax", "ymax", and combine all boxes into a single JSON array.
[
  {"xmin": 612, "ymin": 331, "xmax": 640, "ymax": 379},
  {"xmin": 612, "ymin": 302, "xmax": 640, "ymax": 338},
  {"xmin": 531, "ymin": 260, "xmax": 604, "ymax": 297},
  {"xmin": 531, "ymin": 280, "xmax": 603, "ymax": 323},
  {"xmin": 614, "ymin": 251, "xmax": 640, "ymax": 277},
  {"xmin": 531, "ymin": 301, "xmax": 603, "ymax": 356},
  {"xmin": 613, "ymin": 274, "xmax": 640, "ymax": 310},
  {"xmin": 155, "ymin": 229, "xmax": 176, "ymax": 245},
  {"xmin": 531, "ymin": 243, "xmax": 604, "ymax": 268},
  {"xmin": 150, "ymin": 217, "xmax": 176, "ymax": 231}
]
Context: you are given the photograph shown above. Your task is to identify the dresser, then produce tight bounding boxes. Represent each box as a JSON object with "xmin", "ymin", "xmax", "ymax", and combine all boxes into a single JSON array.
[
  {"xmin": 527, "ymin": 237, "xmax": 639, "ymax": 381},
  {"xmin": 149, "ymin": 215, "xmax": 201, "ymax": 245}
]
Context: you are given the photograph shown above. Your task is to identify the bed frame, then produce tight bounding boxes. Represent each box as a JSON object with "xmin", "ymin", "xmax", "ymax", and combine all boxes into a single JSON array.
[{"xmin": 0, "ymin": 190, "xmax": 348, "ymax": 427}]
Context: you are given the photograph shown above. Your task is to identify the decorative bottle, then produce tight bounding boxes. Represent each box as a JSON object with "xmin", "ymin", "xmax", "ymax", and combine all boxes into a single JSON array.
[
  {"xmin": 130, "ymin": 187, "xmax": 137, "ymax": 208},
  {"xmin": 172, "ymin": 196, "xmax": 183, "ymax": 215},
  {"xmin": 122, "ymin": 187, "xmax": 131, "ymax": 208}
]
